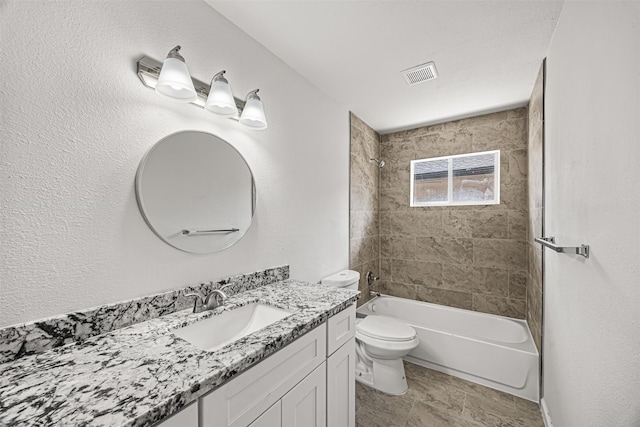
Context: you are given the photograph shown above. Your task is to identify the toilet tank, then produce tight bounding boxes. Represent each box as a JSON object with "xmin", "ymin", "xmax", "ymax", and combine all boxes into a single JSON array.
[{"xmin": 321, "ymin": 270, "xmax": 360, "ymax": 291}]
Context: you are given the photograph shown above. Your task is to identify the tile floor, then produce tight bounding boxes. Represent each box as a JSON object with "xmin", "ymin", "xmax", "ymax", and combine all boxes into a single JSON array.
[{"xmin": 356, "ymin": 361, "xmax": 544, "ymax": 427}]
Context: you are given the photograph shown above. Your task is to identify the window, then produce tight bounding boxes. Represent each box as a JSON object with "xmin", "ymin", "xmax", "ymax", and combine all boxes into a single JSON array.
[{"xmin": 410, "ymin": 150, "xmax": 500, "ymax": 206}]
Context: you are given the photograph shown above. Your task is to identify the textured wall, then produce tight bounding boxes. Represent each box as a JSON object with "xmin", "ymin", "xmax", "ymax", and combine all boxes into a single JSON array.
[
  {"xmin": 542, "ymin": 2, "xmax": 640, "ymax": 425},
  {"xmin": 375, "ymin": 109, "xmax": 529, "ymax": 318},
  {"xmin": 349, "ymin": 114, "xmax": 380, "ymax": 306},
  {"xmin": 0, "ymin": 1, "xmax": 349, "ymax": 327},
  {"xmin": 527, "ymin": 64, "xmax": 544, "ymax": 352}
]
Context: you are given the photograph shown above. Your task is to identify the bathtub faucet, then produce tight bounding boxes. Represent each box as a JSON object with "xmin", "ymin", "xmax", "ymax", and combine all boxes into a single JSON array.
[
  {"xmin": 366, "ymin": 271, "xmax": 379, "ymax": 286},
  {"xmin": 369, "ymin": 290, "xmax": 381, "ymax": 298}
]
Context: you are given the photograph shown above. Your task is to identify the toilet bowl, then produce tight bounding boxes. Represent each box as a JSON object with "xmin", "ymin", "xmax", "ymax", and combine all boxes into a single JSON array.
[
  {"xmin": 355, "ymin": 314, "xmax": 419, "ymax": 395},
  {"xmin": 321, "ymin": 270, "xmax": 419, "ymax": 395}
]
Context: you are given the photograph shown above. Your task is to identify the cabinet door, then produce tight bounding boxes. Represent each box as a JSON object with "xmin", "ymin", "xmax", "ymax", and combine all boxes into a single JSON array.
[
  {"xmin": 282, "ymin": 362, "xmax": 327, "ymax": 427},
  {"xmin": 200, "ymin": 325, "xmax": 326, "ymax": 427},
  {"xmin": 327, "ymin": 339, "xmax": 355, "ymax": 427},
  {"xmin": 249, "ymin": 401, "xmax": 282, "ymax": 427},
  {"xmin": 154, "ymin": 402, "xmax": 198, "ymax": 427}
]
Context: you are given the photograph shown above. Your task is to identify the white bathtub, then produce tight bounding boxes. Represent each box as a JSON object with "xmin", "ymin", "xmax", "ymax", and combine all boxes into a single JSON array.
[{"xmin": 357, "ymin": 295, "xmax": 539, "ymax": 402}]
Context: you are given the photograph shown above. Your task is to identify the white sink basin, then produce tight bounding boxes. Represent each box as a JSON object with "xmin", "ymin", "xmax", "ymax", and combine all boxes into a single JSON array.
[{"xmin": 172, "ymin": 303, "xmax": 294, "ymax": 352}]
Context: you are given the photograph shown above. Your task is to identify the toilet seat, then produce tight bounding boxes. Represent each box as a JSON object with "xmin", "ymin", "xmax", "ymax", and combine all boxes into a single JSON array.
[{"xmin": 357, "ymin": 315, "xmax": 417, "ymax": 342}]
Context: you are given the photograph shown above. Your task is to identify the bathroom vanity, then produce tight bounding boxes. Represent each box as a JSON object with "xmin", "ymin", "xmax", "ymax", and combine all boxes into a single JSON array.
[
  {"xmin": 0, "ymin": 278, "xmax": 358, "ymax": 427},
  {"xmin": 159, "ymin": 305, "xmax": 356, "ymax": 427}
]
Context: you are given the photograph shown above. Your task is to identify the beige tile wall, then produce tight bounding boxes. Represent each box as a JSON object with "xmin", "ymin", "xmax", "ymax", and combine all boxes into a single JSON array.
[
  {"xmin": 527, "ymin": 64, "xmax": 544, "ymax": 351},
  {"xmin": 350, "ymin": 113, "xmax": 380, "ymax": 306},
  {"xmin": 373, "ymin": 108, "xmax": 529, "ymax": 318}
]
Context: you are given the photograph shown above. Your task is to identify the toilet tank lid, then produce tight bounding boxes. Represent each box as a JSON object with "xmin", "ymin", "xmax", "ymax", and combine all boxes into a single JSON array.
[
  {"xmin": 321, "ymin": 270, "xmax": 360, "ymax": 287},
  {"xmin": 358, "ymin": 315, "xmax": 416, "ymax": 341}
]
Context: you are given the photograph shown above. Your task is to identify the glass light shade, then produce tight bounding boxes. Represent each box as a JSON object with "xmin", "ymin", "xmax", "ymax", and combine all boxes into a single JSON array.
[
  {"xmin": 155, "ymin": 57, "xmax": 197, "ymax": 103},
  {"xmin": 239, "ymin": 97, "xmax": 268, "ymax": 130},
  {"xmin": 205, "ymin": 80, "xmax": 238, "ymax": 116}
]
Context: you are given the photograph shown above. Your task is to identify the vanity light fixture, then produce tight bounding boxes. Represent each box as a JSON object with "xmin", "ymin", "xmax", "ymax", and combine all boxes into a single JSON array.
[
  {"xmin": 205, "ymin": 71, "xmax": 238, "ymax": 117},
  {"xmin": 154, "ymin": 46, "xmax": 198, "ymax": 103},
  {"xmin": 136, "ymin": 46, "xmax": 268, "ymax": 130},
  {"xmin": 239, "ymin": 90, "xmax": 268, "ymax": 130}
]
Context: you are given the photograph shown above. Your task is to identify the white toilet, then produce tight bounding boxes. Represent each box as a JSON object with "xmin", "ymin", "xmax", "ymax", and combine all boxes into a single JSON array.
[{"xmin": 321, "ymin": 270, "xmax": 419, "ymax": 395}]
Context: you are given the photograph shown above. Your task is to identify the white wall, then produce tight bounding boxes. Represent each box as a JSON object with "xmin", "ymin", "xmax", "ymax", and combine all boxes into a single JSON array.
[
  {"xmin": 0, "ymin": 1, "xmax": 350, "ymax": 327},
  {"xmin": 543, "ymin": 2, "xmax": 640, "ymax": 426}
]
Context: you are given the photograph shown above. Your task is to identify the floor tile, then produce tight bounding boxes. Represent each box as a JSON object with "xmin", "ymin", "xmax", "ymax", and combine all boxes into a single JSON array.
[
  {"xmin": 356, "ymin": 382, "xmax": 415, "ymax": 427},
  {"xmin": 462, "ymin": 393, "xmax": 544, "ymax": 427},
  {"xmin": 514, "ymin": 396, "xmax": 544, "ymax": 420},
  {"xmin": 404, "ymin": 362, "xmax": 466, "ymax": 414},
  {"xmin": 406, "ymin": 400, "xmax": 484, "ymax": 427},
  {"xmin": 409, "ymin": 362, "xmax": 516, "ymax": 408},
  {"xmin": 356, "ymin": 361, "xmax": 544, "ymax": 427}
]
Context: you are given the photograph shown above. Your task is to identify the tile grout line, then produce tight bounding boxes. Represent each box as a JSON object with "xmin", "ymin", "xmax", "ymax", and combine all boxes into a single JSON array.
[
  {"xmin": 461, "ymin": 391, "xmax": 468, "ymax": 417},
  {"xmin": 403, "ymin": 397, "xmax": 417, "ymax": 427}
]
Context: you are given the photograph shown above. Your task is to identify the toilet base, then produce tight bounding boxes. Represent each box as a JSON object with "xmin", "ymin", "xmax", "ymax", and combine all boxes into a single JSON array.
[{"xmin": 355, "ymin": 358, "xmax": 409, "ymax": 395}]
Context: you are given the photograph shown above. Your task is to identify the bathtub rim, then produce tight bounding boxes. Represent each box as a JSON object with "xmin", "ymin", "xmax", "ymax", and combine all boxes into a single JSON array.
[{"xmin": 358, "ymin": 295, "xmax": 539, "ymax": 355}]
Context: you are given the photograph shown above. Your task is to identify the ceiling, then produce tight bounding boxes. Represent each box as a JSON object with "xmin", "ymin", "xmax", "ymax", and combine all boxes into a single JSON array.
[{"xmin": 208, "ymin": 1, "xmax": 564, "ymax": 134}]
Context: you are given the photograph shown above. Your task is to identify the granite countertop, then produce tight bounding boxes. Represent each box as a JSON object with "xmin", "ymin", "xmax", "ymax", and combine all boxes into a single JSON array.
[{"xmin": 0, "ymin": 280, "xmax": 359, "ymax": 427}]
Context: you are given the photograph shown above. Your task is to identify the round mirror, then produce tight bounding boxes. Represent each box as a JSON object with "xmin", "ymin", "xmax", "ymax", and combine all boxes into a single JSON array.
[{"xmin": 135, "ymin": 131, "xmax": 255, "ymax": 254}]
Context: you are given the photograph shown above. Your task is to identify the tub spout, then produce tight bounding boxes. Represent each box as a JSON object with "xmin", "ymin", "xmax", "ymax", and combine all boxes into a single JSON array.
[{"xmin": 369, "ymin": 290, "xmax": 381, "ymax": 298}]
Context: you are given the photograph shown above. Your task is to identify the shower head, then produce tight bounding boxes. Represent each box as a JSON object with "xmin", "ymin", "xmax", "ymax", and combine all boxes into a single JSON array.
[{"xmin": 369, "ymin": 158, "xmax": 385, "ymax": 168}]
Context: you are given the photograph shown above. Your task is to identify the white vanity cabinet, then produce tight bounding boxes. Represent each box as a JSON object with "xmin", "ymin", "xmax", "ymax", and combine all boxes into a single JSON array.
[
  {"xmin": 200, "ymin": 324, "xmax": 326, "ymax": 427},
  {"xmin": 165, "ymin": 304, "xmax": 356, "ymax": 427},
  {"xmin": 326, "ymin": 305, "xmax": 356, "ymax": 427}
]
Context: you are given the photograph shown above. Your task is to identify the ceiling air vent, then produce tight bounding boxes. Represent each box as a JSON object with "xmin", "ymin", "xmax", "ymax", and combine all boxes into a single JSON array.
[{"xmin": 401, "ymin": 62, "xmax": 438, "ymax": 86}]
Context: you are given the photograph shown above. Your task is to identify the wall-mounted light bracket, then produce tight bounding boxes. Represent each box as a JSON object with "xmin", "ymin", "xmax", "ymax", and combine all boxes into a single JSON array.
[{"xmin": 137, "ymin": 56, "xmax": 246, "ymax": 119}]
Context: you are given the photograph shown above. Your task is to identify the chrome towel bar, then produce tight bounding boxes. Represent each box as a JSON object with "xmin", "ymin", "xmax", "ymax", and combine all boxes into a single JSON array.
[
  {"xmin": 535, "ymin": 236, "xmax": 589, "ymax": 258},
  {"xmin": 181, "ymin": 228, "xmax": 239, "ymax": 236}
]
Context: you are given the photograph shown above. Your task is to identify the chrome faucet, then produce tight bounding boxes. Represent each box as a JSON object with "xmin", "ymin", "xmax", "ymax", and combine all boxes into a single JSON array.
[
  {"xmin": 369, "ymin": 290, "xmax": 381, "ymax": 298},
  {"xmin": 184, "ymin": 287, "xmax": 229, "ymax": 313},
  {"xmin": 366, "ymin": 271, "xmax": 379, "ymax": 286}
]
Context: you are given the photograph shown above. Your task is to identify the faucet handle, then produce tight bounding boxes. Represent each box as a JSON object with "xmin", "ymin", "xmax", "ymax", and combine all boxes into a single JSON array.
[
  {"xmin": 366, "ymin": 271, "xmax": 379, "ymax": 286},
  {"xmin": 184, "ymin": 290, "xmax": 206, "ymax": 313},
  {"xmin": 205, "ymin": 289, "xmax": 228, "ymax": 310}
]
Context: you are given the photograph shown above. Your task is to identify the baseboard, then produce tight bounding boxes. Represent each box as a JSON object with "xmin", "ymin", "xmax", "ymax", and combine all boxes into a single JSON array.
[{"xmin": 540, "ymin": 397, "xmax": 553, "ymax": 427}]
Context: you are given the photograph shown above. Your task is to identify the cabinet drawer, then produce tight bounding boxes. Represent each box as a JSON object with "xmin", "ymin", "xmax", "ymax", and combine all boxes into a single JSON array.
[
  {"xmin": 200, "ymin": 324, "xmax": 327, "ymax": 427},
  {"xmin": 327, "ymin": 304, "xmax": 356, "ymax": 356}
]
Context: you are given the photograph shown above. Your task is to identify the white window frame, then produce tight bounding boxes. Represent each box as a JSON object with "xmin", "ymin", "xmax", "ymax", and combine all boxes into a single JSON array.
[{"xmin": 409, "ymin": 150, "xmax": 500, "ymax": 207}]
